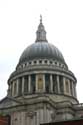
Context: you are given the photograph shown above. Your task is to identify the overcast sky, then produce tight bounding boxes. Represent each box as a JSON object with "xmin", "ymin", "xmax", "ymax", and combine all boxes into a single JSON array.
[{"xmin": 0, "ymin": 0, "xmax": 83, "ymax": 103}]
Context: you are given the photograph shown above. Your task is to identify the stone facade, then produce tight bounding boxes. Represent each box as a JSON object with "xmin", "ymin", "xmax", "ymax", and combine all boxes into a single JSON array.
[{"xmin": 0, "ymin": 17, "xmax": 83, "ymax": 125}]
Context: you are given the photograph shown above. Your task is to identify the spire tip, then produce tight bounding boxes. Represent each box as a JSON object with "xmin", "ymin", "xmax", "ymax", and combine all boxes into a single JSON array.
[{"xmin": 40, "ymin": 15, "xmax": 42, "ymax": 23}]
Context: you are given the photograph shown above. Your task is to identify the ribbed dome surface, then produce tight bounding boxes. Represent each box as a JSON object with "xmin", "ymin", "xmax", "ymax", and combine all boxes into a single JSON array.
[{"xmin": 19, "ymin": 42, "xmax": 66, "ymax": 64}]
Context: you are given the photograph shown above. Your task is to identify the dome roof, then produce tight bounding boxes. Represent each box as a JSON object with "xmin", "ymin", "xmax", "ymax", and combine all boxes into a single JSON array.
[
  {"xmin": 18, "ymin": 16, "xmax": 66, "ymax": 65},
  {"xmin": 19, "ymin": 42, "xmax": 66, "ymax": 64}
]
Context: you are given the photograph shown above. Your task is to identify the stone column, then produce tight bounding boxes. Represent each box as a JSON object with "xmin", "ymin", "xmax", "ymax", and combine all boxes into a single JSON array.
[
  {"xmin": 9, "ymin": 85, "xmax": 11, "ymax": 96},
  {"xmin": 57, "ymin": 75, "xmax": 60, "ymax": 93},
  {"xmin": 72, "ymin": 81, "xmax": 74, "ymax": 97},
  {"xmin": 50, "ymin": 74, "xmax": 53, "ymax": 93},
  {"xmin": 63, "ymin": 77, "xmax": 66, "ymax": 94},
  {"xmin": 73, "ymin": 83, "xmax": 77, "ymax": 98},
  {"xmin": 28, "ymin": 75, "xmax": 31, "ymax": 93},
  {"xmin": 7, "ymin": 84, "xmax": 11, "ymax": 96},
  {"xmin": 17, "ymin": 79, "xmax": 19, "ymax": 96},
  {"xmin": 12, "ymin": 81, "xmax": 14, "ymax": 96},
  {"xmin": 43, "ymin": 74, "xmax": 45, "ymax": 92},
  {"xmin": 22, "ymin": 77, "xmax": 25, "ymax": 95},
  {"xmin": 36, "ymin": 74, "xmax": 38, "ymax": 92},
  {"xmin": 70, "ymin": 80, "xmax": 73, "ymax": 96},
  {"xmin": 75, "ymin": 84, "xmax": 77, "ymax": 98},
  {"xmin": 68, "ymin": 79, "xmax": 71, "ymax": 95}
]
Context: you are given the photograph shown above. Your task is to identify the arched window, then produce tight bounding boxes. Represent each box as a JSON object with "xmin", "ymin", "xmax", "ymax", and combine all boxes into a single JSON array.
[
  {"xmin": 73, "ymin": 83, "xmax": 76, "ymax": 97},
  {"xmin": 31, "ymin": 74, "xmax": 36, "ymax": 93},
  {"xmin": 13, "ymin": 81, "xmax": 17, "ymax": 96},
  {"xmin": 65, "ymin": 79, "xmax": 69, "ymax": 93},
  {"xmin": 45, "ymin": 74, "xmax": 50, "ymax": 93},
  {"xmin": 59, "ymin": 76, "xmax": 63, "ymax": 93},
  {"xmin": 37, "ymin": 74, "xmax": 43, "ymax": 90},
  {"xmin": 53, "ymin": 75, "xmax": 57, "ymax": 93},
  {"xmin": 18, "ymin": 77, "xmax": 22, "ymax": 96},
  {"xmin": 70, "ymin": 80, "xmax": 73, "ymax": 96},
  {"xmin": 24, "ymin": 76, "xmax": 28, "ymax": 94}
]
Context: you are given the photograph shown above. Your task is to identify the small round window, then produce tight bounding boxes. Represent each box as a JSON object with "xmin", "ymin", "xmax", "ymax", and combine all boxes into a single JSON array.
[
  {"xmin": 34, "ymin": 61, "xmax": 37, "ymax": 64},
  {"xmin": 29, "ymin": 61, "xmax": 31, "ymax": 64},
  {"xmin": 55, "ymin": 62, "xmax": 57, "ymax": 65},
  {"xmin": 45, "ymin": 60, "xmax": 47, "ymax": 63},
  {"xmin": 39, "ymin": 60, "xmax": 42, "ymax": 64},
  {"xmin": 50, "ymin": 61, "xmax": 52, "ymax": 64}
]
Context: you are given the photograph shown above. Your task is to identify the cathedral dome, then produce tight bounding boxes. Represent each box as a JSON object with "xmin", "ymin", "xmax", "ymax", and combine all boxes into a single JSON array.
[
  {"xmin": 8, "ymin": 16, "xmax": 77, "ymax": 105},
  {"xmin": 19, "ymin": 42, "xmax": 66, "ymax": 65},
  {"xmin": 19, "ymin": 17, "xmax": 66, "ymax": 66}
]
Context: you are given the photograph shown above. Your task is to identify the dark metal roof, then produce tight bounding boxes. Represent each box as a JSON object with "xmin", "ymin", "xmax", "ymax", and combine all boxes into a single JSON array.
[{"xmin": 19, "ymin": 42, "xmax": 66, "ymax": 64}]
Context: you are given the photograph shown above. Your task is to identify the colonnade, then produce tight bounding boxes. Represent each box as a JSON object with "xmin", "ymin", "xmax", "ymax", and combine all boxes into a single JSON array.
[{"xmin": 9, "ymin": 74, "xmax": 76, "ymax": 98}]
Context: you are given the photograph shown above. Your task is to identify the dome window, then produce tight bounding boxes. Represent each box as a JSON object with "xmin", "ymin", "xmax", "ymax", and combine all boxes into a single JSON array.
[
  {"xmin": 31, "ymin": 74, "xmax": 36, "ymax": 93},
  {"xmin": 59, "ymin": 63, "xmax": 61, "ymax": 67},
  {"xmin": 24, "ymin": 76, "xmax": 28, "ymax": 94},
  {"xmin": 25, "ymin": 63, "xmax": 27, "ymax": 66},
  {"xmin": 62, "ymin": 64, "xmax": 64, "ymax": 68},
  {"xmin": 44, "ymin": 60, "xmax": 47, "ymax": 64},
  {"xmin": 53, "ymin": 75, "xmax": 58, "ymax": 93},
  {"xmin": 65, "ymin": 79, "xmax": 69, "ymax": 93},
  {"xmin": 18, "ymin": 77, "xmax": 22, "ymax": 96},
  {"xmin": 59, "ymin": 76, "xmax": 63, "ymax": 93},
  {"xmin": 13, "ymin": 81, "xmax": 17, "ymax": 96},
  {"xmin": 29, "ymin": 61, "xmax": 31, "ymax": 65},
  {"xmin": 45, "ymin": 74, "xmax": 50, "ymax": 93},
  {"xmin": 37, "ymin": 74, "xmax": 43, "ymax": 90},
  {"xmin": 21, "ymin": 65, "xmax": 23, "ymax": 68},
  {"xmin": 34, "ymin": 60, "xmax": 37, "ymax": 64},
  {"xmin": 50, "ymin": 61, "xmax": 53, "ymax": 64},
  {"xmin": 39, "ymin": 60, "xmax": 42, "ymax": 64},
  {"xmin": 55, "ymin": 62, "xmax": 57, "ymax": 65}
]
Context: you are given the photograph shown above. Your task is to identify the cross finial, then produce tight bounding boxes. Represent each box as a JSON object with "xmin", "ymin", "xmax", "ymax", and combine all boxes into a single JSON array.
[{"xmin": 40, "ymin": 15, "xmax": 42, "ymax": 24}]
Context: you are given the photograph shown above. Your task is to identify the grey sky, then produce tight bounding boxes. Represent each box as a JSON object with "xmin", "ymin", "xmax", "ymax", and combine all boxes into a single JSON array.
[{"xmin": 0, "ymin": 0, "xmax": 83, "ymax": 102}]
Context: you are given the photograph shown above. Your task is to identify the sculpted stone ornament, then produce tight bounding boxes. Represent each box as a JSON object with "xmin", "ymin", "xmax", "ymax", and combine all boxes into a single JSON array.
[{"xmin": 26, "ymin": 112, "xmax": 36, "ymax": 118}]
